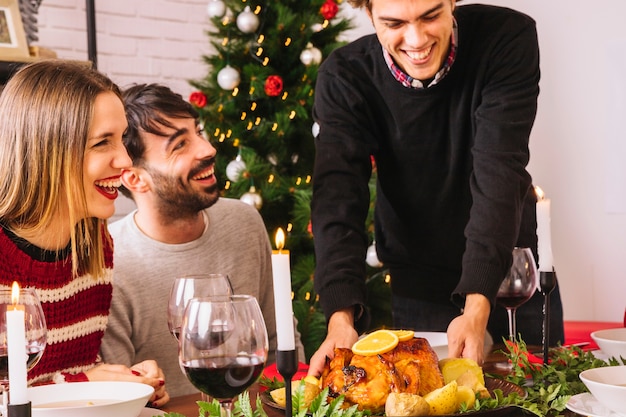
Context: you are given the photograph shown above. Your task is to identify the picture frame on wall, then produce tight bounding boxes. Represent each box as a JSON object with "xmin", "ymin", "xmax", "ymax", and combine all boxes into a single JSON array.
[{"xmin": 0, "ymin": 0, "xmax": 30, "ymax": 60}]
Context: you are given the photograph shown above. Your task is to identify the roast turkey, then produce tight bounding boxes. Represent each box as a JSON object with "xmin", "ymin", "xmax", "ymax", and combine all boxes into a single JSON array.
[{"xmin": 320, "ymin": 337, "xmax": 445, "ymax": 413}]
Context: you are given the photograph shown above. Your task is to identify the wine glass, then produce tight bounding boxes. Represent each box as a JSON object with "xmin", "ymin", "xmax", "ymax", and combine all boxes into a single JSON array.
[
  {"xmin": 0, "ymin": 287, "xmax": 47, "ymax": 392},
  {"xmin": 167, "ymin": 274, "xmax": 233, "ymax": 341},
  {"xmin": 496, "ymin": 247, "xmax": 538, "ymax": 341},
  {"xmin": 179, "ymin": 295, "xmax": 268, "ymax": 417}
]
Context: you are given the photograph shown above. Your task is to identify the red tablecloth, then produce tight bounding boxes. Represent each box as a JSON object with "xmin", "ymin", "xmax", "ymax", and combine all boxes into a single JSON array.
[
  {"xmin": 564, "ymin": 321, "xmax": 623, "ymax": 350},
  {"xmin": 261, "ymin": 362, "xmax": 309, "ymax": 386}
]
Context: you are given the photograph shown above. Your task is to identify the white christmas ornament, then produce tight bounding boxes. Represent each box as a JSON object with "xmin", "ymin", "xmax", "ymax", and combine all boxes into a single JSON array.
[
  {"xmin": 236, "ymin": 6, "xmax": 259, "ymax": 34},
  {"xmin": 311, "ymin": 122, "xmax": 320, "ymax": 138},
  {"xmin": 206, "ymin": 0, "xmax": 226, "ymax": 18},
  {"xmin": 226, "ymin": 155, "xmax": 247, "ymax": 182},
  {"xmin": 300, "ymin": 43, "xmax": 322, "ymax": 66},
  {"xmin": 267, "ymin": 153, "xmax": 278, "ymax": 166},
  {"xmin": 240, "ymin": 185, "xmax": 263, "ymax": 210},
  {"xmin": 366, "ymin": 243, "xmax": 383, "ymax": 268},
  {"xmin": 217, "ymin": 65, "xmax": 241, "ymax": 90}
]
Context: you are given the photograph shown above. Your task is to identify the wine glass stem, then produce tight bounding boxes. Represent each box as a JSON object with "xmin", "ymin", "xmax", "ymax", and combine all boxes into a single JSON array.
[
  {"xmin": 220, "ymin": 399, "xmax": 234, "ymax": 417},
  {"xmin": 506, "ymin": 307, "xmax": 517, "ymax": 341}
]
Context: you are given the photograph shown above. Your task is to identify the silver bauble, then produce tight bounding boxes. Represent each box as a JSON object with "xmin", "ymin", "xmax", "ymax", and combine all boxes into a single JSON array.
[
  {"xmin": 236, "ymin": 6, "xmax": 259, "ymax": 34},
  {"xmin": 300, "ymin": 43, "xmax": 322, "ymax": 66},
  {"xmin": 217, "ymin": 65, "xmax": 240, "ymax": 90},
  {"xmin": 311, "ymin": 23, "xmax": 324, "ymax": 33},
  {"xmin": 267, "ymin": 153, "xmax": 278, "ymax": 166},
  {"xmin": 312, "ymin": 122, "xmax": 320, "ymax": 138},
  {"xmin": 366, "ymin": 243, "xmax": 383, "ymax": 268},
  {"xmin": 240, "ymin": 186, "xmax": 263, "ymax": 210},
  {"xmin": 206, "ymin": 0, "xmax": 226, "ymax": 18},
  {"xmin": 225, "ymin": 156, "xmax": 247, "ymax": 182}
]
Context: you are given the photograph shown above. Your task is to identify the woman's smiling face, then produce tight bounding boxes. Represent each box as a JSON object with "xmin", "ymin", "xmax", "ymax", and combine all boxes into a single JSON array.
[{"xmin": 82, "ymin": 91, "xmax": 131, "ymax": 220}]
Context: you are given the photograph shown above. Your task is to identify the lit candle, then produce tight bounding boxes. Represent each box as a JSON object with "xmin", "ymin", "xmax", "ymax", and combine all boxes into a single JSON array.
[
  {"xmin": 7, "ymin": 281, "xmax": 28, "ymax": 405},
  {"xmin": 535, "ymin": 186, "xmax": 554, "ymax": 272},
  {"xmin": 271, "ymin": 228, "xmax": 295, "ymax": 351}
]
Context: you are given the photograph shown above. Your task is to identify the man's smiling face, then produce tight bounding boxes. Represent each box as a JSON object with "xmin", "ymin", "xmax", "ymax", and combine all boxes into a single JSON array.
[{"xmin": 368, "ymin": 0, "xmax": 455, "ymax": 81}]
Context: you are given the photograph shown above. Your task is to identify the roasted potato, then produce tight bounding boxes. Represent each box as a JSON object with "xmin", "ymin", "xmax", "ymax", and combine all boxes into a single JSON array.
[
  {"xmin": 423, "ymin": 380, "xmax": 458, "ymax": 415},
  {"xmin": 385, "ymin": 392, "xmax": 430, "ymax": 416},
  {"xmin": 269, "ymin": 379, "xmax": 321, "ymax": 410}
]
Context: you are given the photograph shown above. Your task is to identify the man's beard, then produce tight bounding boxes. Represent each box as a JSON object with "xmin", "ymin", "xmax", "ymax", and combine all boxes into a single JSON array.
[{"xmin": 148, "ymin": 168, "xmax": 220, "ymax": 220}]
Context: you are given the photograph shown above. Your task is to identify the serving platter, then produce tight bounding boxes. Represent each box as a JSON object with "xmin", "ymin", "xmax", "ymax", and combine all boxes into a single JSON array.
[{"xmin": 260, "ymin": 377, "xmax": 524, "ymax": 417}]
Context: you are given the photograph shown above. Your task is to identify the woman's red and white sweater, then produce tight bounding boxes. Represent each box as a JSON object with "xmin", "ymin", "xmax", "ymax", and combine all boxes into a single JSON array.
[{"xmin": 0, "ymin": 225, "xmax": 113, "ymax": 385}]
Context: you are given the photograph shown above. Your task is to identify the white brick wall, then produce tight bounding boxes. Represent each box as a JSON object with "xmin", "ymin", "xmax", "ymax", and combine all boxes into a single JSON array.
[{"xmin": 35, "ymin": 0, "xmax": 212, "ymax": 98}]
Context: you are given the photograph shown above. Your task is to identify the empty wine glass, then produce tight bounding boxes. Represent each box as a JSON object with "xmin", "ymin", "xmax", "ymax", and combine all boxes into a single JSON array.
[
  {"xmin": 179, "ymin": 295, "xmax": 268, "ymax": 417},
  {"xmin": 496, "ymin": 247, "xmax": 538, "ymax": 341},
  {"xmin": 167, "ymin": 274, "xmax": 233, "ymax": 341},
  {"xmin": 0, "ymin": 287, "xmax": 47, "ymax": 392}
]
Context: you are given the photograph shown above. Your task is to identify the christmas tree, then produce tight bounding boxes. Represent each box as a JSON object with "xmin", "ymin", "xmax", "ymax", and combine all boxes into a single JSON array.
[{"xmin": 189, "ymin": 0, "xmax": 391, "ymax": 360}]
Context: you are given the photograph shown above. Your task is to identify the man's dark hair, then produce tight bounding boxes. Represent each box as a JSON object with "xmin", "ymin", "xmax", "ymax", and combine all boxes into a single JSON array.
[
  {"xmin": 122, "ymin": 83, "xmax": 200, "ymax": 165},
  {"xmin": 119, "ymin": 83, "xmax": 200, "ymax": 198}
]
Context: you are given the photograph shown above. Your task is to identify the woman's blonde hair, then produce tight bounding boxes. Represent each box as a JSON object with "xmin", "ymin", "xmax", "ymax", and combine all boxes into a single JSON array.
[{"xmin": 0, "ymin": 60, "xmax": 122, "ymax": 278}]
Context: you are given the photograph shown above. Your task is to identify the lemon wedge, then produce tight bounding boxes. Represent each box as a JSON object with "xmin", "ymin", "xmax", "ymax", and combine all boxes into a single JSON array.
[
  {"xmin": 391, "ymin": 329, "xmax": 415, "ymax": 342},
  {"xmin": 352, "ymin": 329, "xmax": 399, "ymax": 356}
]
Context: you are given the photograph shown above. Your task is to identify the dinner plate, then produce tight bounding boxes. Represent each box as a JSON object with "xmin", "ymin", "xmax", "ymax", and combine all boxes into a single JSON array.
[
  {"xmin": 566, "ymin": 392, "xmax": 626, "ymax": 417},
  {"xmin": 139, "ymin": 407, "xmax": 167, "ymax": 417},
  {"xmin": 260, "ymin": 377, "xmax": 524, "ymax": 417}
]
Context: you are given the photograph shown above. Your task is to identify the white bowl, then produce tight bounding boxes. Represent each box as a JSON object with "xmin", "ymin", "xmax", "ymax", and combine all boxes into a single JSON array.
[
  {"xmin": 579, "ymin": 365, "xmax": 626, "ymax": 415},
  {"xmin": 414, "ymin": 331, "xmax": 449, "ymax": 359},
  {"xmin": 29, "ymin": 381, "xmax": 154, "ymax": 417},
  {"xmin": 591, "ymin": 328, "xmax": 626, "ymax": 359}
]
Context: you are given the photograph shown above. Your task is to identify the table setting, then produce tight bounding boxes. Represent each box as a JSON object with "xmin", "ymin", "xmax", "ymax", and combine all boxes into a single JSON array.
[
  {"xmin": 1, "ymin": 215, "xmax": 625, "ymax": 417},
  {"xmin": 155, "ymin": 224, "xmax": 626, "ymax": 417}
]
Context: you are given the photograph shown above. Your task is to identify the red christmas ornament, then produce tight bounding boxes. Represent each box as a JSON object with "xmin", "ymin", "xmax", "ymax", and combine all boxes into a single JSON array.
[
  {"xmin": 307, "ymin": 220, "xmax": 313, "ymax": 236},
  {"xmin": 264, "ymin": 75, "xmax": 284, "ymax": 97},
  {"xmin": 320, "ymin": 0, "xmax": 338, "ymax": 20},
  {"xmin": 189, "ymin": 91, "xmax": 207, "ymax": 108}
]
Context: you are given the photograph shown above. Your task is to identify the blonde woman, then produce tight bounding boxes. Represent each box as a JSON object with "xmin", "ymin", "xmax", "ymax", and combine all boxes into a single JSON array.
[{"xmin": 0, "ymin": 60, "xmax": 168, "ymax": 406}]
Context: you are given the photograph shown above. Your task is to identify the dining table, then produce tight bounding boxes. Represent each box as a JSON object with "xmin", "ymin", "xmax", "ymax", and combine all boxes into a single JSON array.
[{"xmin": 159, "ymin": 344, "xmax": 589, "ymax": 417}]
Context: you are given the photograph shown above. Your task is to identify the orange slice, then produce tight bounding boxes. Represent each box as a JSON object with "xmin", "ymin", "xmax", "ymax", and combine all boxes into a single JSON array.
[
  {"xmin": 392, "ymin": 329, "xmax": 415, "ymax": 342},
  {"xmin": 352, "ymin": 329, "xmax": 399, "ymax": 356}
]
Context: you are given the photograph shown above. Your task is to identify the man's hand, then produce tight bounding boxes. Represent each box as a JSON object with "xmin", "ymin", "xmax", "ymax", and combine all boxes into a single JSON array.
[
  {"xmin": 446, "ymin": 293, "xmax": 491, "ymax": 365},
  {"xmin": 307, "ymin": 308, "xmax": 359, "ymax": 377}
]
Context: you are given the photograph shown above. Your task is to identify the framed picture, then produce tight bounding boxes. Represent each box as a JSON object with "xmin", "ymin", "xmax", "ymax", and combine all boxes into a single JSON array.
[{"xmin": 0, "ymin": 0, "xmax": 30, "ymax": 59}]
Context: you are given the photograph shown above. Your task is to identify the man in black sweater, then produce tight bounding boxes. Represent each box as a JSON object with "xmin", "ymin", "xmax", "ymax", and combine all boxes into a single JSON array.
[{"xmin": 309, "ymin": 0, "xmax": 564, "ymax": 375}]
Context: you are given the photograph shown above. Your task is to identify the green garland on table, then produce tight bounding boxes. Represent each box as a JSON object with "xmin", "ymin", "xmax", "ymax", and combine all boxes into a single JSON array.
[
  {"xmin": 498, "ymin": 338, "xmax": 626, "ymax": 416},
  {"xmin": 161, "ymin": 338, "xmax": 626, "ymax": 417},
  {"xmin": 160, "ymin": 385, "xmax": 369, "ymax": 417}
]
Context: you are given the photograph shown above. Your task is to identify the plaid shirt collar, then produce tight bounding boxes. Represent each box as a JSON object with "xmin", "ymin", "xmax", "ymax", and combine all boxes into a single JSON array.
[{"xmin": 383, "ymin": 18, "xmax": 458, "ymax": 89}]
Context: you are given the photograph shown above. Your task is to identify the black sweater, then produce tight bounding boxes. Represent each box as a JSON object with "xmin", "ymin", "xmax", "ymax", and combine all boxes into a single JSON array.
[{"xmin": 311, "ymin": 4, "xmax": 539, "ymax": 328}]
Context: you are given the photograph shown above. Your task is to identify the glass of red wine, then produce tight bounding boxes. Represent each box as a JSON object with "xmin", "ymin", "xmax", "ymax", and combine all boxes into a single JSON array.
[
  {"xmin": 496, "ymin": 247, "xmax": 538, "ymax": 341},
  {"xmin": 179, "ymin": 295, "xmax": 268, "ymax": 417},
  {"xmin": 0, "ymin": 287, "xmax": 47, "ymax": 393},
  {"xmin": 167, "ymin": 274, "xmax": 233, "ymax": 341}
]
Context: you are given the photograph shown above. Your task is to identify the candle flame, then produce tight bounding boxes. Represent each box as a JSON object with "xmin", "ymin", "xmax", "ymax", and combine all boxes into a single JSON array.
[
  {"xmin": 275, "ymin": 228, "xmax": 285, "ymax": 251},
  {"xmin": 535, "ymin": 186, "xmax": 545, "ymax": 201},
  {"xmin": 11, "ymin": 281, "xmax": 20, "ymax": 305}
]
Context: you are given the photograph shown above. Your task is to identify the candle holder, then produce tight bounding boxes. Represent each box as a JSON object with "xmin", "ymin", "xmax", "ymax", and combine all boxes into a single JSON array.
[
  {"xmin": 7, "ymin": 401, "xmax": 31, "ymax": 417},
  {"xmin": 276, "ymin": 349, "xmax": 298, "ymax": 417},
  {"xmin": 539, "ymin": 269, "xmax": 557, "ymax": 365}
]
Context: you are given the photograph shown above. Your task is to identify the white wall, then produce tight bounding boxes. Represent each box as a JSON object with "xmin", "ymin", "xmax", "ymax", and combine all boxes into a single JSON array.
[{"xmin": 34, "ymin": 0, "xmax": 626, "ymax": 322}]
